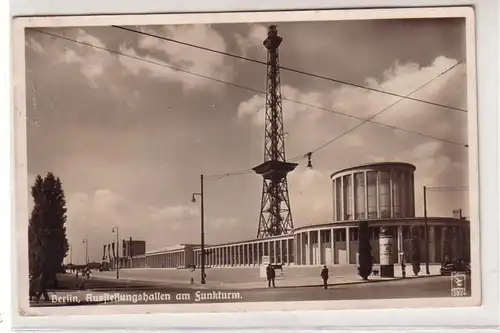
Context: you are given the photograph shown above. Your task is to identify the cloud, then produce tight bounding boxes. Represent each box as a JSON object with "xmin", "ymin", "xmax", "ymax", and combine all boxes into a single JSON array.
[
  {"xmin": 42, "ymin": 28, "xmax": 110, "ymax": 88},
  {"xmin": 26, "ymin": 38, "xmax": 45, "ymax": 54},
  {"xmin": 234, "ymin": 24, "xmax": 268, "ymax": 56},
  {"xmin": 148, "ymin": 204, "xmax": 199, "ymax": 221},
  {"xmin": 288, "ymin": 168, "xmax": 332, "ymax": 226},
  {"xmin": 237, "ymin": 85, "xmax": 325, "ymax": 126},
  {"xmin": 118, "ymin": 25, "xmax": 233, "ymax": 92},
  {"xmin": 236, "ymin": 55, "xmax": 468, "ymax": 229}
]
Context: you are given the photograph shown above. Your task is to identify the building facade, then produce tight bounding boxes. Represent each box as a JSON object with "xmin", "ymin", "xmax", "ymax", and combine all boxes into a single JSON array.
[{"xmin": 128, "ymin": 162, "xmax": 470, "ymax": 269}]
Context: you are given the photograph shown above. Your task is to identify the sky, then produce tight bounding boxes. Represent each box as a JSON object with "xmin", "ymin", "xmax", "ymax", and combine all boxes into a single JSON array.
[{"xmin": 24, "ymin": 18, "xmax": 470, "ymax": 263}]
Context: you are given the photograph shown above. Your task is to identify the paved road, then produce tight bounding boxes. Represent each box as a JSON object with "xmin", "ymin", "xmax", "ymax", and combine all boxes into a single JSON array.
[{"xmin": 32, "ymin": 275, "xmax": 471, "ymax": 306}]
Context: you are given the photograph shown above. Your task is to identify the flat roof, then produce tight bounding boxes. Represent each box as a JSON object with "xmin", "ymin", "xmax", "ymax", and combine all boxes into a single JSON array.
[{"xmin": 330, "ymin": 162, "xmax": 416, "ymax": 178}]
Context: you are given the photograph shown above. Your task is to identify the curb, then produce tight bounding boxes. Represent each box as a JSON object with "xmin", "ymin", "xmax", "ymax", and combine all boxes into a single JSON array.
[{"xmin": 87, "ymin": 273, "xmax": 441, "ymax": 291}]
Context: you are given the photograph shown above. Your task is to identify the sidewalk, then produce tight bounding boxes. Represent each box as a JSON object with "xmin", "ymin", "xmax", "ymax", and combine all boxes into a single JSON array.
[{"xmin": 91, "ymin": 265, "xmax": 442, "ymax": 291}]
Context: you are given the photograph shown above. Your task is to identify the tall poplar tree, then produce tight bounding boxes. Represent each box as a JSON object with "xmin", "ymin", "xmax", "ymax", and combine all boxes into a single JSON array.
[
  {"xmin": 358, "ymin": 221, "xmax": 373, "ymax": 280},
  {"xmin": 28, "ymin": 173, "xmax": 69, "ymax": 282}
]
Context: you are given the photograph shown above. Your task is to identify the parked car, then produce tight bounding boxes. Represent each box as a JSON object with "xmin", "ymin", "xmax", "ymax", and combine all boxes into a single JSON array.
[{"xmin": 440, "ymin": 260, "xmax": 471, "ymax": 276}]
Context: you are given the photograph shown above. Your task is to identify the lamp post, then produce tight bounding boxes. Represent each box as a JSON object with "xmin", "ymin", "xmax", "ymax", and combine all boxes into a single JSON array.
[
  {"xmin": 69, "ymin": 244, "xmax": 73, "ymax": 264},
  {"xmin": 82, "ymin": 239, "xmax": 88, "ymax": 265},
  {"xmin": 191, "ymin": 174, "xmax": 206, "ymax": 284},
  {"xmin": 423, "ymin": 186, "xmax": 430, "ymax": 275},
  {"xmin": 112, "ymin": 227, "xmax": 120, "ymax": 279}
]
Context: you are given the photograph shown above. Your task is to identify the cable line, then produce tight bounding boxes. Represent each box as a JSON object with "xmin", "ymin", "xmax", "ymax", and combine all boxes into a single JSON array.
[
  {"xmin": 113, "ymin": 25, "xmax": 467, "ymax": 113},
  {"xmin": 289, "ymin": 60, "xmax": 465, "ymax": 163},
  {"xmin": 32, "ymin": 28, "xmax": 466, "ymax": 150},
  {"xmin": 31, "ymin": 29, "xmax": 468, "ymax": 181}
]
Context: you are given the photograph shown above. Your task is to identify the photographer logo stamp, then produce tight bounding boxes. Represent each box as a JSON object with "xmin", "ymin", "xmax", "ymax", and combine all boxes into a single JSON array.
[{"xmin": 451, "ymin": 272, "xmax": 467, "ymax": 297}]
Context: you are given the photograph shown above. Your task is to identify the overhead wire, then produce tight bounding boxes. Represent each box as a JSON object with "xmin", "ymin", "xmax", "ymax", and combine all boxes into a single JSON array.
[
  {"xmin": 30, "ymin": 28, "xmax": 468, "ymax": 181},
  {"xmin": 288, "ymin": 60, "xmax": 466, "ymax": 163},
  {"xmin": 113, "ymin": 25, "xmax": 468, "ymax": 113},
  {"xmin": 31, "ymin": 28, "xmax": 466, "ymax": 150}
]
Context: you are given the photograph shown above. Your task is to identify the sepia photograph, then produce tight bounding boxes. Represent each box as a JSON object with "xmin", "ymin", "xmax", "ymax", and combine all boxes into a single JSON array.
[{"xmin": 13, "ymin": 7, "xmax": 479, "ymax": 316}]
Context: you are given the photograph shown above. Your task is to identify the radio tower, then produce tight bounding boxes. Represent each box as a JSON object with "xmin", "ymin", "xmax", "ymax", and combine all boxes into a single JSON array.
[{"xmin": 252, "ymin": 25, "xmax": 298, "ymax": 238}]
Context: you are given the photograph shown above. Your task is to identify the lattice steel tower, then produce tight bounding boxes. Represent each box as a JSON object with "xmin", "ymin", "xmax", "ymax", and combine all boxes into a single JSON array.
[{"xmin": 252, "ymin": 25, "xmax": 298, "ymax": 238}]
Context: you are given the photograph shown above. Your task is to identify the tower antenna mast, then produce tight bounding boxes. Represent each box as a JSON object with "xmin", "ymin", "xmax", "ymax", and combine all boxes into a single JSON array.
[{"xmin": 253, "ymin": 25, "xmax": 298, "ymax": 238}]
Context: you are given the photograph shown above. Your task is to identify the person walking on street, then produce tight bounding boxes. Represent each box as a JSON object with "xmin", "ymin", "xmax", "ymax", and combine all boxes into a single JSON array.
[
  {"xmin": 266, "ymin": 264, "xmax": 276, "ymax": 288},
  {"xmin": 36, "ymin": 272, "xmax": 50, "ymax": 301},
  {"xmin": 321, "ymin": 265, "xmax": 329, "ymax": 290}
]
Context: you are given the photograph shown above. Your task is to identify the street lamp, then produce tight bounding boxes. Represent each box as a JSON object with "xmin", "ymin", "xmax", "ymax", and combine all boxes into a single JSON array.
[
  {"xmin": 191, "ymin": 174, "xmax": 206, "ymax": 284},
  {"xmin": 423, "ymin": 186, "xmax": 430, "ymax": 275},
  {"xmin": 69, "ymin": 244, "xmax": 73, "ymax": 264},
  {"xmin": 112, "ymin": 227, "xmax": 120, "ymax": 279},
  {"xmin": 82, "ymin": 239, "xmax": 88, "ymax": 265}
]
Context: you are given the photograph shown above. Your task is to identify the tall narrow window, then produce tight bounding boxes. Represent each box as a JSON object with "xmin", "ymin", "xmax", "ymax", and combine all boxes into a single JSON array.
[
  {"xmin": 367, "ymin": 171, "xmax": 377, "ymax": 219},
  {"xmin": 393, "ymin": 171, "xmax": 402, "ymax": 217},
  {"xmin": 354, "ymin": 173, "xmax": 365, "ymax": 219},
  {"xmin": 379, "ymin": 171, "xmax": 390, "ymax": 218},
  {"xmin": 400, "ymin": 172, "xmax": 407, "ymax": 217},
  {"xmin": 335, "ymin": 179, "xmax": 342, "ymax": 221},
  {"xmin": 343, "ymin": 175, "xmax": 352, "ymax": 220}
]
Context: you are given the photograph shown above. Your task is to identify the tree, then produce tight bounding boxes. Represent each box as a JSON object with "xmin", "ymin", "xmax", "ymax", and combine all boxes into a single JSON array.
[
  {"xmin": 411, "ymin": 225, "xmax": 421, "ymax": 276},
  {"xmin": 28, "ymin": 173, "xmax": 69, "ymax": 283},
  {"xmin": 358, "ymin": 221, "xmax": 373, "ymax": 280}
]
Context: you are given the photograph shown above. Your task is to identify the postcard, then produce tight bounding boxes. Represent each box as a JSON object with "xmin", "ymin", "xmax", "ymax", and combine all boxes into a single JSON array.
[{"xmin": 12, "ymin": 6, "xmax": 480, "ymax": 317}]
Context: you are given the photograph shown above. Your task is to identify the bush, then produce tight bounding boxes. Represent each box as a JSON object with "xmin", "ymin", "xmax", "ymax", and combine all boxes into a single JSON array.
[
  {"xmin": 358, "ymin": 221, "xmax": 373, "ymax": 280},
  {"xmin": 411, "ymin": 225, "xmax": 421, "ymax": 276}
]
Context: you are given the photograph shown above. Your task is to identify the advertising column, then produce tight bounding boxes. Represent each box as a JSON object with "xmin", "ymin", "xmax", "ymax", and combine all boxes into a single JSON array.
[{"xmin": 379, "ymin": 227, "xmax": 395, "ymax": 277}]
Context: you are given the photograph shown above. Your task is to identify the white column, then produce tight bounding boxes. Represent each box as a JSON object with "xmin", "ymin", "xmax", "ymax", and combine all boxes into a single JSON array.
[
  {"xmin": 340, "ymin": 177, "xmax": 344, "ymax": 220},
  {"xmin": 307, "ymin": 231, "xmax": 311, "ymax": 265},
  {"xmin": 330, "ymin": 228, "xmax": 334, "ymax": 265},
  {"xmin": 317, "ymin": 229, "xmax": 321, "ymax": 265},
  {"xmin": 351, "ymin": 174, "xmax": 355, "ymax": 220},
  {"xmin": 397, "ymin": 225, "xmax": 403, "ymax": 264},
  {"xmin": 298, "ymin": 233, "xmax": 302, "ymax": 265},
  {"xmin": 333, "ymin": 179, "xmax": 337, "ymax": 221},
  {"xmin": 346, "ymin": 227, "xmax": 351, "ymax": 264}
]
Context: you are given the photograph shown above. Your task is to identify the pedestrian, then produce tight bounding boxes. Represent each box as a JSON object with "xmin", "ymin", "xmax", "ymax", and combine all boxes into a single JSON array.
[
  {"xmin": 36, "ymin": 272, "xmax": 50, "ymax": 302},
  {"xmin": 321, "ymin": 265, "xmax": 329, "ymax": 289},
  {"xmin": 29, "ymin": 274, "xmax": 39, "ymax": 301},
  {"xmin": 266, "ymin": 264, "xmax": 276, "ymax": 288}
]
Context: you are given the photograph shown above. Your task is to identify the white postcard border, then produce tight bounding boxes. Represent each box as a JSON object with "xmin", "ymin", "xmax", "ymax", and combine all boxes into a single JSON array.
[{"xmin": 8, "ymin": 5, "xmax": 496, "ymax": 330}]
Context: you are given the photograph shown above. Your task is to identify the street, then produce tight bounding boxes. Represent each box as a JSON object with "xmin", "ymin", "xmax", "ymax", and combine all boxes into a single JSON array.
[{"xmin": 31, "ymin": 275, "xmax": 471, "ymax": 306}]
